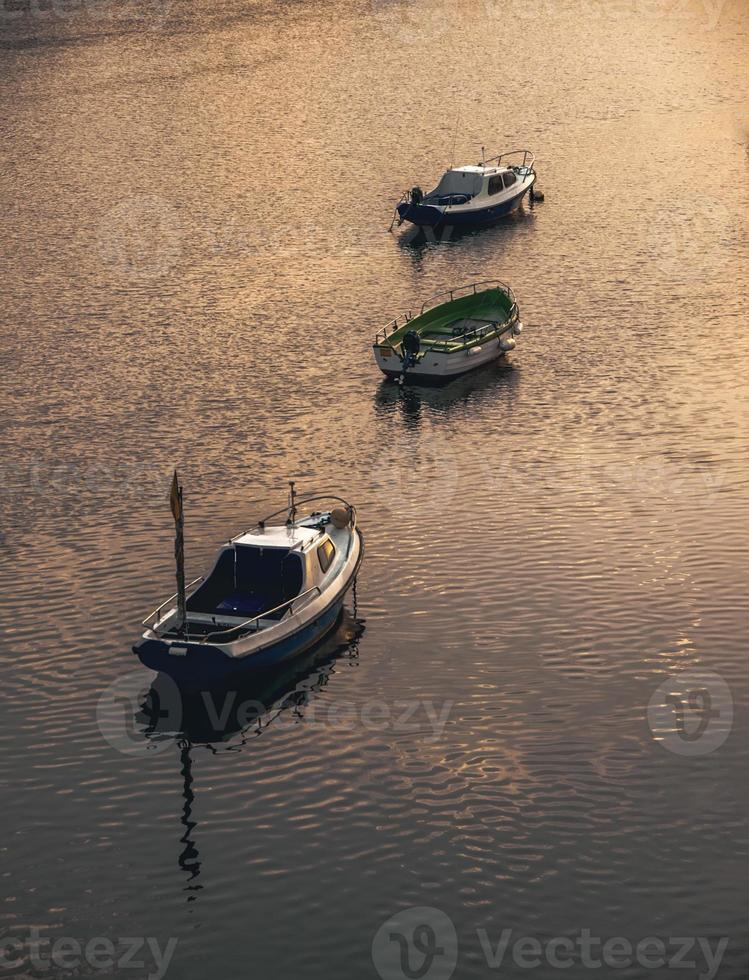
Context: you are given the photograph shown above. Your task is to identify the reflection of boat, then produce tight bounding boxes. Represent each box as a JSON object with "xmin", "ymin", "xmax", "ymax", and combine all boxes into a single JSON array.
[
  {"xmin": 373, "ymin": 280, "xmax": 523, "ymax": 385},
  {"xmin": 133, "ymin": 604, "xmax": 364, "ymax": 903},
  {"xmin": 139, "ymin": 607, "xmax": 364, "ymax": 746},
  {"xmin": 134, "ymin": 483, "xmax": 363, "ymax": 685},
  {"xmin": 374, "ymin": 356, "xmax": 519, "ymax": 418},
  {"xmin": 397, "ymin": 203, "xmax": 534, "ymax": 248},
  {"xmin": 393, "ymin": 149, "xmax": 537, "ymax": 231}
]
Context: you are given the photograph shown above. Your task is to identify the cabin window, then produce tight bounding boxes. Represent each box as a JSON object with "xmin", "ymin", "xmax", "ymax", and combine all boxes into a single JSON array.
[
  {"xmin": 502, "ymin": 171, "xmax": 517, "ymax": 188},
  {"xmin": 488, "ymin": 174, "xmax": 504, "ymax": 195},
  {"xmin": 317, "ymin": 539, "xmax": 336, "ymax": 573}
]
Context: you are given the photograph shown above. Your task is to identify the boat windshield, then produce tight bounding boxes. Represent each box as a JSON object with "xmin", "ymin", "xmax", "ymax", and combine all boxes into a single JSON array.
[
  {"xmin": 186, "ymin": 545, "xmax": 305, "ymax": 618},
  {"xmin": 428, "ymin": 170, "xmax": 481, "ymax": 199}
]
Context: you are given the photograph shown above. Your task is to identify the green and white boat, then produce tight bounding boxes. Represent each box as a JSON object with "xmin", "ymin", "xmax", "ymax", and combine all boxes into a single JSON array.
[{"xmin": 373, "ymin": 280, "xmax": 523, "ymax": 384}]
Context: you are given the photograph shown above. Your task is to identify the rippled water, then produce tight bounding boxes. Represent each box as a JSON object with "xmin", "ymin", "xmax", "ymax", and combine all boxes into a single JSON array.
[{"xmin": 2, "ymin": 0, "xmax": 749, "ymax": 976}]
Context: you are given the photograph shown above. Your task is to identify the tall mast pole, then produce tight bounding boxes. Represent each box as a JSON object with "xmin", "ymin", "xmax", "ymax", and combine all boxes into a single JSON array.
[{"xmin": 450, "ymin": 109, "xmax": 460, "ymax": 169}]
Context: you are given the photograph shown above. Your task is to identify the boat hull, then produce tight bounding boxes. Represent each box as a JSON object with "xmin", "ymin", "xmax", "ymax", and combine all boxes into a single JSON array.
[
  {"xmin": 397, "ymin": 180, "xmax": 533, "ymax": 230},
  {"xmin": 134, "ymin": 600, "xmax": 346, "ymax": 685},
  {"xmin": 134, "ymin": 530, "xmax": 363, "ymax": 687},
  {"xmin": 374, "ymin": 333, "xmax": 514, "ymax": 384}
]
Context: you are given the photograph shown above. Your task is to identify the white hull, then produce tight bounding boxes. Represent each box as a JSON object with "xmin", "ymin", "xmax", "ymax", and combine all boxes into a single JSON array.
[{"xmin": 375, "ymin": 331, "xmax": 517, "ymax": 381}]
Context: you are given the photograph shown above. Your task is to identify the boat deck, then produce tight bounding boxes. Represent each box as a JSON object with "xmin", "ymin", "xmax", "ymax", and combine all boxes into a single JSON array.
[
  {"xmin": 421, "ymin": 316, "xmax": 498, "ymax": 339},
  {"xmin": 419, "ymin": 317, "xmax": 506, "ymax": 351},
  {"xmin": 377, "ymin": 285, "xmax": 515, "ymax": 351}
]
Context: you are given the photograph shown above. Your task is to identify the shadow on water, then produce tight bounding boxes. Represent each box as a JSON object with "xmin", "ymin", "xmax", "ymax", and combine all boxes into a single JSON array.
[
  {"xmin": 133, "ymin": 603, "xmax": 365, "ymax": 902},
  {"xmin": 373, "ymin": 358, "xmax": 521, "ymax": 427},
  {"xmin": 395, "ymin": 202, "xmax": 537, "ymax": 259},
  {"xmin": 138, "ymin": 605, "xmax": 365, "ymax": 747},
  {"xmin": 176, "ymin": 739, "xmax": 202, "ymax": 901}
]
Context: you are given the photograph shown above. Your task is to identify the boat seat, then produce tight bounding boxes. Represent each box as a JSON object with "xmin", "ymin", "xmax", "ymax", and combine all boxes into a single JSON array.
[
  {"xmin": 215, "ymin": 592, "xmax": 270, "ymax": 617},
  {"xmin": 423, "ymin": 319, "xmax": 496, "ymax": 341},
  {"xmin": 421, "ymin": 322, "xmax": 466, "ymax": 338}
]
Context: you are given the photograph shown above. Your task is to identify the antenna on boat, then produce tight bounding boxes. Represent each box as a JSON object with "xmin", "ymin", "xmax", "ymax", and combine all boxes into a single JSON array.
[
  {"xmin": 450, "ymin": 109, "xmax": 460, "ymax": 169},
  {"xmin": 287, "ymin": 480, "xmax": 297, "ymax": 526},
  {"xmin": 169, "ymin": 469, "xmax": 187, "ymax": 635}
]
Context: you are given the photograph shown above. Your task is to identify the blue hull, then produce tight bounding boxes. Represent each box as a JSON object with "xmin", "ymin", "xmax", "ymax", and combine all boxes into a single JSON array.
[
  {"xmin": 397, "ymin": 182, "xmax": 532, "ymax": 230},
  {"xmin": 134, "ymin": 599, "xmax": 346, "ymax": 687}
]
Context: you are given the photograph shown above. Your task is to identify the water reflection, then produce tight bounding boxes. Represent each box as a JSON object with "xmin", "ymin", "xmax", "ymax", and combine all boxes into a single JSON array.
[
  {"xmin": 395, "ymin": 203, "xmax": 537, "ymax": 253},
  {"xmin": 132, "ymin": 606, "xmax": 364, "ymax": 901},
  {"xmin": 177, "ymin": 739, "xmax": 203, "ymax": 902},
  {"xmin": 3, "ymin": 0, "xmax": 748, "ymax": 967},
  {"xmin": 373, "ymin": 358, "xmax": 520, "ymax": 424},
  {"xmin": 139, "ymin": 607, "xmax": 365, "ymax": 747}
]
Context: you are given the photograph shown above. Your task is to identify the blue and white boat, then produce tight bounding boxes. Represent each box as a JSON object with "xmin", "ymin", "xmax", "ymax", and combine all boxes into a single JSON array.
[
  {"xmin": 393, "ymin": 149, "xmax": 537, "ymax": 231},
  {"xmin": 134, "ymin": 483, "xmax": 363, "ymax": 686}
]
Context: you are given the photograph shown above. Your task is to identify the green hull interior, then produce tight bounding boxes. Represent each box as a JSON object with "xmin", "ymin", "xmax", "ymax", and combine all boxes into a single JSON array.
[{"xmin": 380, "ymin": 286, "xmax": 516, "ymax": 353}]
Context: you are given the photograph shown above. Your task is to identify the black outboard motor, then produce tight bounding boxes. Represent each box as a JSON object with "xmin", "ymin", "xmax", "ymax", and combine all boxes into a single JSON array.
[
  {"xmin": 400, "ymin": 329, "xmax": 421, "ymax": 384},
  {"xmin": 410, "ymin": 186, "xmax": 423, "ymax": 206},
  {"xmin": 403, "ymin": 329, "xmax": 421, "ymax": 359}
]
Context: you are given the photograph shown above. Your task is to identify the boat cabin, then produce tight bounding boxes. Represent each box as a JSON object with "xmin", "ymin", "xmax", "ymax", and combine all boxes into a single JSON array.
[
  {"xmin": 184, "ymin": 523, "xmax": 336, "ymax": 625},
  {"xmin": 424, "ymin": 165, "xmax": 521, "ymax": 206}
]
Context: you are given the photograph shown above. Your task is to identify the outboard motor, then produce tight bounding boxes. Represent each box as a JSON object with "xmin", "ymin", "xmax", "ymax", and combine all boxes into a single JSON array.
[
  {"xmin": 402, "ymin": 329, "xmax": 421, "ymax": 360},
  {"xmin": 410, "ymin": 186, "xmax": 423, "ymax": 206},
  {"xmin": 400, "ymin": 329, "xmax": 421, "ymax": 384}
]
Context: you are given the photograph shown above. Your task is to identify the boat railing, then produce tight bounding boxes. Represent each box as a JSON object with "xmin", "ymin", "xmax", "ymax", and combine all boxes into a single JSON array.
[
  {"xmin": 484, "ymin": 148, "xmax": 535, "ymax": 172},
  {"xmin": 234, "ymin": 493, "xmax": 358, "ymax": 563},
  {"xmin": 419, "ymin": 279, "xmax": 516, "ymax": 315},
  {"xmin": 143, "ymin": 576, "xmax": 204, "ymax": 629},
  {"xmin": 142, "ymin": 492, "xmax": 359, "ymax": 640},
  {"xmin": 415, "ymin": 303, "xmax": 519, "ymax": 356},
  {"xmin": 375, "ymin": 280, "xmax": 516, "ymax": 347},
  {"xmin": 200, "ymin": 585, "xmax": 323, "ymax": 644},
  {"xmin": 242, "ymin": 494, "xmax": 356, "ymax": 538},
  {"xmin": 375, "ymin": 309, "xmax": 415, "ymax": 346}
]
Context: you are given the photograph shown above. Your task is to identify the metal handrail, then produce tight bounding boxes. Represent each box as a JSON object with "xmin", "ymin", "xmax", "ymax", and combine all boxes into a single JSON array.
[
  {"xmin": 253, "ymin": 493, "xmax": 358, "ymax": 560},
  {"xmin": 375, "ymin": 310, "xmax": 414, "ymax": 346},
  {"xmin": 375, "ymin": 280, "xmax": 515, "ymax": 348},
  {"xmin": 200, "ymin": 585, "xmax": 323, "ymax": 644},
  {"xmin": 142, "ymin": 576, "xmax": 204, "ymax": 628},
  {"xmin": 376, "ymin": 306, "xmax": 518, "ymax": 370},
  {"xmin": 409, "ymin": 304, "xmax": 518, "ymax": 360},
  {"xmin": 483, "ymin": 148, "xmax": 535, "ymax": 171},
  {"xmin": 237, "ymin": 494, "xmax": 357, "ymax": 539},
  {"xmin": 419, "ymin": 279, "xmax": 515, "ymax": 315}
]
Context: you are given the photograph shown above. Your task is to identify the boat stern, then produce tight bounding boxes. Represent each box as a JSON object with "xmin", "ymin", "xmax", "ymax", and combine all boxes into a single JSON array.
[
  {"xmin": 133, "ymin": 635, "xmax": 241, "ymax": 686},
  {"xmin": 373, "ymin": 342, "xmax": 402, "ymax": 376},
  {"xmin": 396, "ymin": 201, "xmax": 445, "ymax": 228}
]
